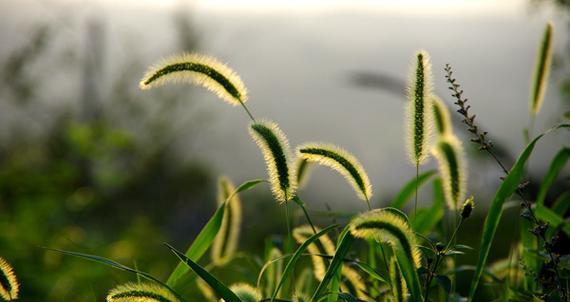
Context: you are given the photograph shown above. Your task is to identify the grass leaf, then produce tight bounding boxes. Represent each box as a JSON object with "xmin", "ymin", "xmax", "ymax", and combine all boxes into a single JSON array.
[
  {"xmin": 390, "ymin": 170, "xmax": 437, "ymax": 209},
  {"xmin": 271, "ymin": 224, "xmax": 338, "ymax": 301},
  {"xmin": 165, "ymin": 243, "xmax": 243, "ymax": 302},
  {"xmin": 467, "ymin": 125, "xmax": 569, "ymax": 301},
  {"xmin": 167, "ymin": 179, "xmax": 265, "ymax": 290},
  {"xmin": 45, "ymin": 248, "xmax": 185, "ymax": 302},
  {"xmin": 311, "ymin": 226, "xmax": 354, "ymax": 302}
]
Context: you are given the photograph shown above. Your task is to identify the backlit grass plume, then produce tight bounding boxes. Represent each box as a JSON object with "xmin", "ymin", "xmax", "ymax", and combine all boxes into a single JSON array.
[
  {"xmin": 106, "ymin": 282, "xmax": 180, "ymax": 302},
  {"xmin": 529, "ymin": 22, "xmax": 553, "ymax": 115},
  {"xmin": 0, "ymin": 257, "xmax": 18, "ymax": 301},
  {"xmin": 140, "ymin": 53, "xmax": 247, "ymax": 105},
  {"xmin": 431, "ymin": 135, "xmax": 467, "ymax": 210},
  {"xmin": 295, "ymin": 158, "xmax": 313, "ymax": 189},
  {"xmin": 225, "ymin": 283, "xmax": 261, "ymax": 302},
  {"xmin": 431, "ymin": 95, "xmax": 453, "ymax": 136},
  {"xmin": 293, "ymin": 225, "xmax": 332, "ymax": 280},
  {"xmin": 406, "ymin": 50, "xmax": 433, "ymax": 165},
  {"xmin": 249, "ymin": 120, "xmax": 297, "ymax": 203},
  {"xmin": 297, "ymin": 143, "xmax": 372, "ymax": 206},
  {"xmin": 140, "ymin": 53, "xmax": 255, "ymax": 121},
  {"xmin": 211, "ymin": 176, "xmax": 242, "ymax": 266},
  {"xmin": 292, "ymin": 225, "xmax": 366, "ymax": 298},
  {"xmin": 349, "ymin": 209, "xmax": 421, "ymax": 268},
  {"xmin": 389, "ymin": 256, "xmax": 407, "ymax": 302}
]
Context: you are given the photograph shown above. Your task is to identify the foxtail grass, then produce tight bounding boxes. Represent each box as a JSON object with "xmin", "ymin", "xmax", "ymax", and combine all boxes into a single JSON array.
[
  {"xmin": 389, "ymin": 256, "xmax": 407, "ymax": 302},
  {"xmin": 140, "ymin": 53, "xmax": 255, "ymax": 121},
  {"xmin": 292, "ymin": 225, "xmax": 366, "ymax": 299},
  {"xmin": 431, "ymin": 135, "xmax": 467, "ymax": 210},
  {"xmin": 431, "ymin": 95, "xmax": 453, "ymax": 136},
  {"xmin": 106, "ymin": 282, "xmax": 180, "ymax": 302},
  {"xmin": 295, "ymin": 158, "xmax": 312, "ymax": 189},
  {"xmin": 406, "ymin": 50, "xmax": 434, "ymax": 221},
  {"xmin": 227, "ymin": 283, "xmax": 261, "ymax": 302},
  {"xmin": 249, "ymin": 120, "xmax": 297, "ymax": 203},
  {"xmin": 528, "ymin": 22, "xmax": 554, "ymax": 139},
  {"xmin": 297, "ymin": 143, "xmax": 373, "ymax": 209},
  {"xmin": 0, "ymin": 258, "xmax": 18, "ymax": 301},
  {"xmin": 349, "ymin": 210, "xmax": 421, "ymax": 268},
  {"xmin": 211, "ymin": 176, "xmax": 242, "ymax": 266}
]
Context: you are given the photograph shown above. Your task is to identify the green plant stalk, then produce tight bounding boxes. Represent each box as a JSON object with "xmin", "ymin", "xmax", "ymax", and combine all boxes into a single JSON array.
[
  {"xmin": 424, "ymin": 218, "xmax": 463, "ymax": 300},
  {"xmin": 414, "ymin": 163, "xmax": 419, "ymax": 222},
  {"xmin": 292, "ymin": 195, "xmax": 317, "ymax": 234}
]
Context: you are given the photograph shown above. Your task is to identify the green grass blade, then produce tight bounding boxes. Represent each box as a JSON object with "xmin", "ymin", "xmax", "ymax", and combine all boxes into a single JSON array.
[
  {"xmin": 413, "ymin": 177, "xmax": 445, "ymax": 234},
  {"xmin": 536, "ymin": 148, "xmax": 569, "ymax": 207},
  {"xmin": 271, "ymin": 224, "xmax": 338, "ymax": 301},
  {"xmin": 45, "ymin": 248, "xmax": 186, "ymax": 302},
  {"xmin": 391, "ymin": 170, "xmax": 437, "ymax": 209},
  {"xmin": 352, "ymin": 261, "xmax": 387, "ymax": 283},
  {"xmin": 167, "ymin": 179, "xmax": 265, "ymax": 289},
  {"xmin": 165, "ymin": 243, "xmax": 243, "ymax": 302},
  {"xmin": 311, "ymin": 226, "xmax": 354, "ymax": 302},
  {"xmin": 467, "ymin": 126, "xmax": 569, "ymax": 301},
  {"xmin": 552, "ymin": 191, "xmax": 570, "ymax": 216}
]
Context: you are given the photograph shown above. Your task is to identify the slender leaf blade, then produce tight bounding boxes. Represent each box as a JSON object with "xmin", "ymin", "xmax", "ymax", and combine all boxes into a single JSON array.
[
  {"xmin": 391, "ymin": 170, "xmax": 437, "ymax": 209},
  {"xmin": 165, "ymin": 243, "xmax": 243, "ymax": 302},
  {"xmin": 271, "ymin": 224, "xmax": 338, "ymax": 301},
  {"xmin": 467, "ymin": 128, "xmax": 567, "ymax": 301}
]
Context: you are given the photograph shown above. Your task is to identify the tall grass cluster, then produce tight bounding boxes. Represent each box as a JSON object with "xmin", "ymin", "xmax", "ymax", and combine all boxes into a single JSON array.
[{"xmin": 3, "ymin": 21, "xmax": 568, "ymax": 302}]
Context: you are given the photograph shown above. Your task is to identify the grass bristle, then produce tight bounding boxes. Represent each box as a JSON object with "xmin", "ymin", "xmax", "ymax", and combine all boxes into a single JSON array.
[
  {"xmin": 530, "ymin": 22, "xmax": 553, "ymax": 115},
  {"xmin": 0, "ymin": 257, "xmax": 19, "ymax": 301},
  {"xmin": 140, "ymin": 53, "xmax": 248, "ymax": 106},
  {"xmin": 406, "ymin": 50, "xmax": 434, "ymax": 165},
  {"xmin": 297, "ymin": 143, "xmax": 372, "ymax": 202},
  {"xmin": 249, "ymin": 120, "xmax": 297, "ymax": 203},
  {"xmin": 106, "ymin": 282, "xmax": 180, "ymax": 302},
  {"xmin": 349, "ymin": 209, "xmax": 422, "ymax": 268},
  {"xmin": 431, "ymin": 135, "xmax": 467, "ymax": 210},
  {"xmin": 211, "ymin": 176, "xmax": 242, "ymax": 266}
]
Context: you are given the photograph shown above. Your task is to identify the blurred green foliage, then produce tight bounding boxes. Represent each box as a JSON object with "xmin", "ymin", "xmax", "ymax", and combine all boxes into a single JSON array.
[{"xmin": 0, "ymin": 16, "xmax": 216, "ymax": 301}]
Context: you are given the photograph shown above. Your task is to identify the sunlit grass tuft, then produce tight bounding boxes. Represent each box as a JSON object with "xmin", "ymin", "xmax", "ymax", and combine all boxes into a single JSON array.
[
  {"xmin": 432, "ymin": 135, "xmax": 467, "ymax": 210},
  {"xmin": 106, "ymin": 282, "xmax": 180, "ymax": 302},
  {"xmin": 0, "ymin": 258, "xmax": 18, "ymax": 301},
  {"xmin": 349, "ymin": 209, "xmax": 421, "ymax": 268},
  {"xmin": 211, "ymin": 176, "xmax": 242, "ymax": 266},
  {"xmin": 249, "ymin": 120, "xmax": 297, "ymax": 203},
  {"xmin": 140, "ymin": 53, "xmax": 247, "ymax": 106},
  {"xmin": 297, "ymin": 143, "xmax": 372, "ymax": 206}
]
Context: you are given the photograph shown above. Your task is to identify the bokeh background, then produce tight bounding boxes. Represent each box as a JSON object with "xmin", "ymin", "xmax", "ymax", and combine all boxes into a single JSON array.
[{"xmin": 0, "ymin": 0, "xmax": 568, "ymax": 300}]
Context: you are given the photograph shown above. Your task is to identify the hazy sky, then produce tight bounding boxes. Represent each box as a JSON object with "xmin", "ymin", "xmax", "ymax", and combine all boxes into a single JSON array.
[{"xmin": 0, "ymin": 0, "xmax": 568, "ymax": 210}]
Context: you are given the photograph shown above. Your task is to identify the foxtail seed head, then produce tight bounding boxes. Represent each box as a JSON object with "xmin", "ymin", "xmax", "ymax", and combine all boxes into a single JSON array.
[
  {"xmin": 432, "ymin": 135, "xmax": 467, "ymax": 210},
  {"xmin": 530, "ymin": 22, "xmax": 553, "ymax": 115},
  {"xmin": 431, "ymin": 96, "xmax": 453, "ymax": 136},
  {"xmin": 461, "ymin": 196, "xmax": 475, "ymax": 219},
  {"xmin": 349, "ymin": 209, "xmax": 422, "ymax": 268},
  {"xmin": 295, "ymin": 158, "xmax": 313, "ymax": 189},
  {"xmin": 389, "ymin": 256, "xmax": 408, "ymax": 302},
  {"xmin": 211, "ymin": 176, "xmax": 242, "ymax": 266},
  {"xmin": 292, "ymin": 225, "xmax": 366, "ymax": 298},
  {"xmin": 292, "ymin": 225, "xmax": 335, "ymax": 280},
  {"xmin": 106, "ymin": 282, "xmax": 180, "ymax": 302},
  {"xmin": 297, "ymin": 143, "xmax": 372, "ymax": 202},
  {"xmin": 249, "ymin": 120, "xmax": 297, "ymax": 203},
  {"xmin": 406, "ymin": 50, "xmax": 434, "ymax": 165},
  {"xmin": 0, "ymin": 257, "xmax": 18, "ymax": 301},
  {"xmin": 140, "ymin": 53, "xmax": 248, "ymax": 106},
  {"xmin": 223, "ymin": 283, "xmax": 261, "ymax": 302}
]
